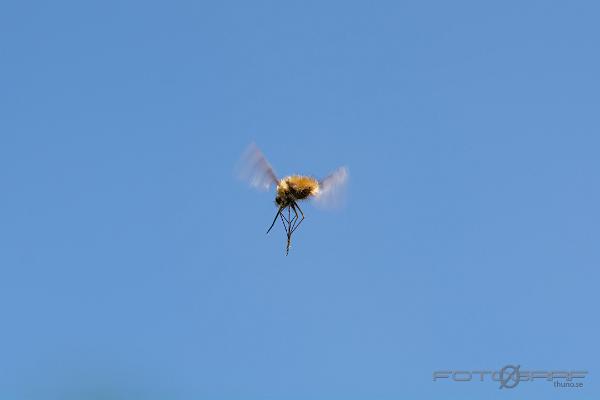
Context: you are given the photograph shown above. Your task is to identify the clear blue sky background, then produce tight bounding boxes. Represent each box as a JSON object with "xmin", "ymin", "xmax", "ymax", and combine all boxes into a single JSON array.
[{"xmin": 1, "ymin": 1, "xmax": 598, "ymax": 399}]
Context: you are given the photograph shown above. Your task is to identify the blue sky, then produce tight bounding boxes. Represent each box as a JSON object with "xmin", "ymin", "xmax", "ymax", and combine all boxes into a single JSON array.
[{"xmin": 1, "ymin": 1, "xmax": 598, "ymax": 398}]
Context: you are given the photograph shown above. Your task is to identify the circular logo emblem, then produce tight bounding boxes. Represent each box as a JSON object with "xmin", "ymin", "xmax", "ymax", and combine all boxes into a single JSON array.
[{"xmin": 499, "ymin": 364, "xmax": 521, "ymax": 389}]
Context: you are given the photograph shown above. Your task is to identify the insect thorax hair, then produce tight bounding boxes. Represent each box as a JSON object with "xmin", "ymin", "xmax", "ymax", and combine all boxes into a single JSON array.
[{"xmin": 275, "ymin": 175, "xmax": 320, "ymax": 206}]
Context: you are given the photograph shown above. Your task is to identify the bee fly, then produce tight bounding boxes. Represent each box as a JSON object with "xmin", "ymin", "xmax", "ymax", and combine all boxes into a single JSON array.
[{"xmin": 237, "ymin": 143, "xmax": 348, "ymax": 255}]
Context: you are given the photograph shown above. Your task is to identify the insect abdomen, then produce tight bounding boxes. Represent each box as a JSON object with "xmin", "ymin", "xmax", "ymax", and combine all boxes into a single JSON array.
[{"xmin": 286, "ymin": 175, "xmax": 319, "ymax": 200}]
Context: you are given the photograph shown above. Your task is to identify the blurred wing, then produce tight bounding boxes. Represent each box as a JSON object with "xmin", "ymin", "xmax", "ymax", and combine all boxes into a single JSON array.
[
  {"xmin": 314, "ymin": 166, "xmax": 349, "ymax": 209},
  {"xmin": 236, "ymin": 143, "xmax": 278, "ymax": 191}
]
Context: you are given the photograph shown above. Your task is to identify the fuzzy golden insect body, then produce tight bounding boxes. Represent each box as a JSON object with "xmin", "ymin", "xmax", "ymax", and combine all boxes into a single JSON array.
[
  {"xmin": 237, "ymin": 143, "xmax": 348, "ymax": 255},
  {"xmin": 276, "ymin": 175, "xmax": 320, "ymax": 207}
]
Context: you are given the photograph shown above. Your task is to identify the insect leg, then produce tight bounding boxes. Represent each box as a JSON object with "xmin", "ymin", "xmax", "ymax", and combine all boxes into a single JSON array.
[
  {"xmin": 279, "ymin": 207, "xmax": 290, "ymax": 232},
  {"xmin": 286, "ymin": 205, "xmax": 298, "ymax": 255},
  {"xmin": 288, "ymin": 206, "xmax": 295, "ymax": 237},
  {"xmin": 290, "ymin": 201, "xmax": 305, "ymax": 234},
  {"xmin": 266, "ymin": 206, "xmax": 284, "ymax": 234},
  {"xmin": 289, "ymin": 203, "xmax": 299, "ymax": 233}
]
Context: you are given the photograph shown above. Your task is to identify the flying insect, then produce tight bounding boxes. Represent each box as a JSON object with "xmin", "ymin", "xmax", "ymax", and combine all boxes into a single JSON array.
[{"xmin": 237, "ymin": 143, "xmax": 348, "ymax": 255}]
